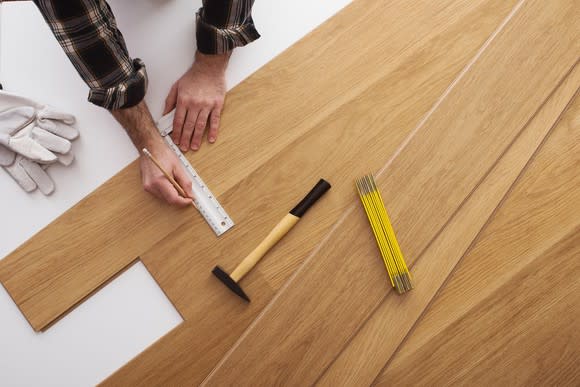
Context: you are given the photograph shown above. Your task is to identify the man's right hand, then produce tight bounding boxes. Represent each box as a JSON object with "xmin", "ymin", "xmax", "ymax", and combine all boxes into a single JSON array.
[
  {"xmin": 139, "ymin": 141, "xmax": 193, "ymax": 207},
  {"xmin": 111, "ymin": 100, "xmax": 193, "ymax": 207}
]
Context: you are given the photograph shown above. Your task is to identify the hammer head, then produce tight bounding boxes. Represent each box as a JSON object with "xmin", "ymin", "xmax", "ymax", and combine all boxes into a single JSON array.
[{"xmin": 212, "ymin": 266, "xmax": 251, "ymax": 302}]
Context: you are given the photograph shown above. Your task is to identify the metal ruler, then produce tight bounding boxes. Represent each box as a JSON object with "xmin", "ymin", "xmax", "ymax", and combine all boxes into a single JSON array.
[{"xmin": 157, "ymin": 112, "xmax": 234, "ymax": 236}]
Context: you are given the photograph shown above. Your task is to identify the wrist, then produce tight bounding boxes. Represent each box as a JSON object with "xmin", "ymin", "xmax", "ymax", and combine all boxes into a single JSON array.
[
  {"xmin": 194, "ymin": 50, "xmax": 231, "ymax": 73},
  {"xmin": 141, "ymin": 133, "xmax": 166, "ymax": 154}
]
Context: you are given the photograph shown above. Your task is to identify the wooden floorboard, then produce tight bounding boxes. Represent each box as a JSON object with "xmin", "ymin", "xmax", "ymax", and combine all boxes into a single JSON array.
[
  {"xmin": 0, "ymin": 0, "xmax": 443, "ymax": 331},
  {"xmin": 318, "ymin": 67, "xmax": 579, "ymax": 386},
  {"xmin": 0, "ymin": 0, "xmax": 577, "ymax": 384},
  {"xmin": 375, "ymin": 95, "xmax": 580, "ymax": 386},
  {"xmin": 0, "ymin": 0, "xmax": 514, "ymax": 333},
  {"xmin": 102, "ymin": 0, "xmax": 521, "ymax": 385},
  {"xmin": 203, "ymin": 0, "xmax": 579, "ymax": 384}
]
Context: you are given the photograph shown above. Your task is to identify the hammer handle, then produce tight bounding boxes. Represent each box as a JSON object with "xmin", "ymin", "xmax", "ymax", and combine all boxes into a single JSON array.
[
  {"xmin": 230, "ymin": 179, "xmax": 331, "ymax": 282},
  {"xmin": 230, "ymin": 213, "xmax": 299, "ymax": 282}
]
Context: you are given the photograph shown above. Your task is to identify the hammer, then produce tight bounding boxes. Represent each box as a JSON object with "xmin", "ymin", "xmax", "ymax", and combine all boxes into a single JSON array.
[{"xmin": 213, "ymin": 178, "xmax": 331, "ymax": 301}]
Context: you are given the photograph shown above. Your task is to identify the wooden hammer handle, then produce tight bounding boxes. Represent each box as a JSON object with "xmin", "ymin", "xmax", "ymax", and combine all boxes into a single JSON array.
[
  {"xmin": 230, "ymin": 213, "xmax": 299, "ymax": 282},
  {"xmin": 230, "ymin": 179, "xmax": 331, "ymax": 282}
]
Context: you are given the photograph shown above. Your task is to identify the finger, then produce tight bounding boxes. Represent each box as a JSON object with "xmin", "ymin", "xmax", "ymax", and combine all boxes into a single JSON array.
[
  {"xmin": 32, "ymin": 127, "xmax": 71, "ymax": 154},
  {"xmin": 191, "ymin": 109, "xmax": 210, "ymax": 150},
  {"xmin": 3, "ymin": 158, "xmax": 37, "ymax": 192},
  {"xmin": 19, "ymin": 157, "xmax": 55, "ymax": 195},
  {"xmin": 56, "ymin": 151, "xmax": 75, "ymax": 166},
  {"xmin": 180, "ymin": 109, "xmax": 198, "ymax": 152},
  {"xmin": 39, "ymin": 107, "xmax": 75, "ymax": 125},
  {"xmin": 8, "ymin": 135, "xmax": 57, "ymax": 163},
  {"xmin": 172, "ymin": 101, "xmax": 187, "ymax": 145},
  {"xmin": 37, "ymin": 119, "xmax": 79, "ymax": 140},
  {"xmin": 173, "ymin": 163, "xmax": 194, "ymax": 199},
  {"xmin": 0, "ymin": 144, "xmax": 16, "ymax": 166},
  {"xmin": 154, "ymin": 179, "xmax": 191, "ymax": 207},
  {"xmin": 208, "ymin": 107, "xmax": 221, "ymax": 144},
  {"xmin": 164, "ymin": 84, "xmax": 178, "ymax": 116}
]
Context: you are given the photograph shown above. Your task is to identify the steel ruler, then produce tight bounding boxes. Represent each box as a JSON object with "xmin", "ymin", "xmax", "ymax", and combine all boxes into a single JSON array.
[{"xmin": 157, "ymin": 112, "xmax": 234, "ymax": 236}]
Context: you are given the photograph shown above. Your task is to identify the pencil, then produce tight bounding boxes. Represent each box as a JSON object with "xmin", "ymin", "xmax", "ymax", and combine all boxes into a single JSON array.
[{"xmin": 142, "ymin": 148, "xmax": 196, "ymax": 208}]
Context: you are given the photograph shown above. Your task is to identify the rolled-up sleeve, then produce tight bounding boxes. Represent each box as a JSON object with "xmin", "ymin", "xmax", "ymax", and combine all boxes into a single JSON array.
[
  {"xmin": 197, "ymin": 0, "xmax": 260, "ymax": 55},
  {"xmin": 34, "ymin": 0, "xmax": 147, "ymax": 110}
]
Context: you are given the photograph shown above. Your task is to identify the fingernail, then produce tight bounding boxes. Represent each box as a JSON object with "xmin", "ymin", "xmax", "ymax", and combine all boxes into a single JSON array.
[
  {"xmin": 192, "ymin": 145, "xmax": 199, "ymax": 151},
  {"xmin": 209, "ymin": 137, "xmax": 215, "ymax": 143}
]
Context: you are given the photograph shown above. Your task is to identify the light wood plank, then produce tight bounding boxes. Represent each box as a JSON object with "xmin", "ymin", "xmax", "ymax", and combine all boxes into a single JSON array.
[
  {"xmin": 319, "ymin": 66, "xmax": 579, "ymax": 386},
  {"xmin": 101, "ymin": 0, "xmax": 521, "ymax": 385},
  {"xmin": 203, "ymin": 0, "xmax": 579, "ymax": 384},
  {"xmin": 0, "ymin": 0, "xmax": 513, "ymax": 332},
  {"xmin": 375, "ymin": 97, "xmax": 580, "ymax": 385}
]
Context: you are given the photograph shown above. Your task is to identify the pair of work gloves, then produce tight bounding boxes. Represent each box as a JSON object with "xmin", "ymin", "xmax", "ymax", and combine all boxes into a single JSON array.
[{"xmin": 0, "ymin": 90, "xmax": 79, "ymax": 195}]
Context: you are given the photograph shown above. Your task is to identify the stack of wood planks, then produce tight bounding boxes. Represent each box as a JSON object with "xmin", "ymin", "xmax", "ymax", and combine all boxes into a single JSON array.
[{"xmin": 0, "ymin": 0, "xmax": 578, "ymax": 385}]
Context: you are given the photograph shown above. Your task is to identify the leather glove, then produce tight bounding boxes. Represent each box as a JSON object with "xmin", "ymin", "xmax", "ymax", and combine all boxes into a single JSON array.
[
  {"xmin": 1, "ymin": 152, "xmax": 56, "ymax": 195},
  {"xmin": 0, "ymin": 90, "xmax": 78, "ymax": 163},
  {"xmin": 0, "ymin": 90, "xmax": 79, "ymax": 195}
]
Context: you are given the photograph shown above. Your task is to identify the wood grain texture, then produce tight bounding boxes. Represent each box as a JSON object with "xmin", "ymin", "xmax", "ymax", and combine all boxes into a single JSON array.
[
  {"xmin": 203, "ymin": 0, "xmax": 579, "ymax": 384},
  {"xmin": 0, "ymin": 0, "xmax": 517, "ymax": 332},
  {"xmin": 1, "ymin": 0, "xmax": 577, "ymax": 385},
  {"xmin": 376, "ymin": 94, "xmax": 580, "ymax": 387},
  {"xmin": 99, "ymin": 0, "xmax": 525, "ymax": 385},
  {"xmin": 318, "ymin": 65, "xmax": 580, "ymax": 386}
]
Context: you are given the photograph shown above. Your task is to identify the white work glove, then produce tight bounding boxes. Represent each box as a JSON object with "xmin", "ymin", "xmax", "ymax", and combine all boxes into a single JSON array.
[
  {"xmin": 0, "ymin": 90, "xmax": 79, "ymax": 195},
  {"xmin": 0, "ymin": 90, "xmax": 78, "ymax": 162}
]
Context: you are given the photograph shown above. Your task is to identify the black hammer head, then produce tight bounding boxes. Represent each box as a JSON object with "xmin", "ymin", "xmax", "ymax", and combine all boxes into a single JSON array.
[{"xmin": 212, "ymin": 266, "xmax": 251, "ymax": 302}]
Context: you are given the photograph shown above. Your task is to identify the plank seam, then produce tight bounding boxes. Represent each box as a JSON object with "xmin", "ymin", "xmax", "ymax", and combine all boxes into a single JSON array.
[
  {"xmin": 202, "ymin": 0, "xmax": 527, "ymax": 383},
  {"xmin": 39, "ymin": 256, "xmax": 141, "ymax": 332},
  {"xmin": 369, "ymin": 64, "xmax": 579, "ymax": 386}
]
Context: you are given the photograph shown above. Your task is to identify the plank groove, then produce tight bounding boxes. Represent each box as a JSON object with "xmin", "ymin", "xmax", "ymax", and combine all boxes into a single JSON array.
[
  {"xmin": 0, "ymin": 0, "xmax": 577, "ymax": 384},
  {"xmin": 102, "ymin": 0, "xmax": 523, "ymax": 384},
  {"xmin": 376, "ymin": 96, "xmax": 580, "ymax": 385},
  {"xmin": 0, "ymin": 0, "xmax": 516, "ymax": 333},
  {"xmin": 203, "ymin": 0, "xmax": 579, "ymax": 384},
  {"xmin": 319, "ymin": 66, "xmax": 579, "ymax": 386}
]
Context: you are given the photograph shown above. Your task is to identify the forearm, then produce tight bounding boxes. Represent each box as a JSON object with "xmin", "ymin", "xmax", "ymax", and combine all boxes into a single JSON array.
[{"xmin": 111, "ymin": 101, "xmax": 163, "ymax": 151}]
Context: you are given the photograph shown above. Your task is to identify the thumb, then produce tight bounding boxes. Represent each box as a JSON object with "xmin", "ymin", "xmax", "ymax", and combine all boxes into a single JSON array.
[
  {"xmin": 173, "ymin": 163, "xmax": 193, "ymax": 200},
  {"xmin": 164, "ymin": 84, "xmax": 178, "ymax": 116}
]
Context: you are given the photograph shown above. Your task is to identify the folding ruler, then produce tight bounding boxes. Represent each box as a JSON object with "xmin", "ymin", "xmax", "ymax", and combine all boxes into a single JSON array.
[{"xmin": 157, "ymin": 112, "xmax": 234, "ymax": 236}]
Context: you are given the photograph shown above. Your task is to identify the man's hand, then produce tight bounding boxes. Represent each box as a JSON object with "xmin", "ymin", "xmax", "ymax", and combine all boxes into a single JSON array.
[
  {"xmin": 111, "ymin": 101, "xmax": 193, "ymax": 206},
  {"xmin": 164, "ymin": 51, "xmax": 230, "ymax": 152},
  {"xmin": 139, "ymin": 141, "xmax": 193, "ymax": 206}
]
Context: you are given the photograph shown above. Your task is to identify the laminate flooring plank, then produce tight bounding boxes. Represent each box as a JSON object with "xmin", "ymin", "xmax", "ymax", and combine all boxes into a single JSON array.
[
  {"xmin": 203, "ymin": 1, "xmax": 579, "ymax": 384},
  {"xmin": 318, "ymin": 67, "xmax": 579, "ymax": 386},
  {"xmin": 0, "ymin": 0, "xmax": 511, "ymax": 332},
  {"xmin": 100, "ymin": 0, "xmax": 521, "ymax": 384},
  {"xmin": 375, "ymin": 97, "xmax": 580, "ymax": 385}
]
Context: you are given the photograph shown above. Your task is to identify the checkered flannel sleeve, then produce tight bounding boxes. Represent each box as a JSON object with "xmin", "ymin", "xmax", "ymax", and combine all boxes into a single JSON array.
[
  {"xmin": 197, "ymin": 0, "xmax": 260, "ymax": 54},
  {"xmin": 33, "ymin": 0, "xmax": 147, "ymax": 110}
]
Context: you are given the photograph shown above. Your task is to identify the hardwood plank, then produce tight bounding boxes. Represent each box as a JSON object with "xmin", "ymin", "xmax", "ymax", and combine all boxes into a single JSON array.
[
  {"xmin": 0, "ymin": 0, "xmax": 510, "ymax": 332},
  {"xmin": 375, "ymin": 97, "xmax": 580, "ymax": 385},
  {"xmin": 0, "ymin": 0, "xmax": 494, "ymax": 330},
  {"xmin": 203, "ymin": 0, "xmax": 579, "ymax": 384},
  {"xmin": 101, "ymin": 0, "xmax": 521, "ymax": 385},
  {"xmin": 319, "ymin": 67, "xmax": 579, "ymax": 386}
]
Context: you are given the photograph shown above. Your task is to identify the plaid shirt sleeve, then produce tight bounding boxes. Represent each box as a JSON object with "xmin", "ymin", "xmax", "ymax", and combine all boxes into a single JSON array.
[
  {"xmin": 33, "ymin": 0, "xmax": 147, "ymax": 110},
  {"xmin": 196, "ymin": 0, "xmax": 260, "ymax": 55},
  {"xmin": 33, "ymin": 0, "xmax": 259, "ymax": 110}
]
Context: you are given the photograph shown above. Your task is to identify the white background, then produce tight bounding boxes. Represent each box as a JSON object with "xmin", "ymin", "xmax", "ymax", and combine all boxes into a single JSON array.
[{"xmin": 0, "ymin": 0, "xmax": 350, "ymax": 386}]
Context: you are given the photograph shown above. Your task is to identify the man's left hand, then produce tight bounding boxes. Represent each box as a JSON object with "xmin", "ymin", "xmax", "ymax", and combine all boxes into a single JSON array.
[{"xmin": 164, "ymin": 51, "xmax": 230, "ymax": 152}]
